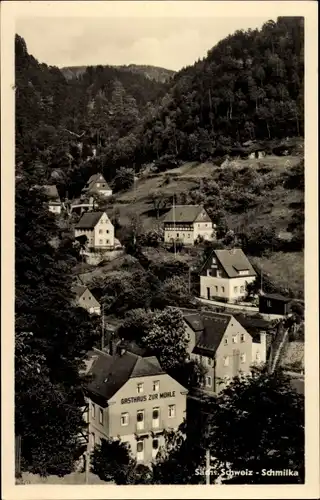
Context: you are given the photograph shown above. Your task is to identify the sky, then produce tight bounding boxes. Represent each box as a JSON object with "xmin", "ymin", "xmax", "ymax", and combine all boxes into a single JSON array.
[{"xmin": 16, "ymin": 14, "xmax": 272, "ymax": 71}]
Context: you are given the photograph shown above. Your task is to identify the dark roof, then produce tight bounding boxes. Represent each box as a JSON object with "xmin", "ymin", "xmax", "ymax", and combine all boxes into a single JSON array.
[
  {"xmin": 86, "ymin": 349, "xmax": 165, "ymax": 402},
  {"xmin": 163, "ymin": 205, "xmax": 210, "ymax": 223},
  {"xmin": 260, "ymin": 293, "xmax": 292, "ymax": 303},
  {"xmin": 194, "ymin": 313, "xmax": 231, "ymax": 355},
  {"xmin": 82, "ymin": 173, "xmax": 111, "ymax": 192},
  {"xmin": 202, "ymin": 248, "xmax": 256, "ymax": 278},
  {"xmin": 233, "ymin": 313, "xmax": 271, "ymax": 342},
  {"xmin": 184, "ymin": 314, "xmax": 204, "ymax": 332},
  {"xmin": 75, "ymin": 211, "xmax": 104, "ymax": 229},
  {"xmin": 233, "ymin": 313, "xmax": 272, "ymax": 332},
  {"xmin": 72, "ymin": 285, "xmax": 87, "ymax": 297},
  {"xmin": 183, "ymin": 310, "xmax": 231, "ymax": 356}
]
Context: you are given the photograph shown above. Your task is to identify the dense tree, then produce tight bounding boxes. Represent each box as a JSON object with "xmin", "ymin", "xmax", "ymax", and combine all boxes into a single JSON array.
[
  {"xmin": 141, "ymin": 307, "xmax": 189, "ymax": 370},
  {"xmin": 90, "ymin": 438, "xmax": 131, "ymax": 483},
  {"xmin": 206, "ymin": 369, "xmax": 304, "ymax": 483},
  {"xmin": 15, "ymin": 177, "xmax": 100, "ymax": 475},
  {"xmin": 111, "ymin": 166, "xmax": 135, "ymax": 192}
]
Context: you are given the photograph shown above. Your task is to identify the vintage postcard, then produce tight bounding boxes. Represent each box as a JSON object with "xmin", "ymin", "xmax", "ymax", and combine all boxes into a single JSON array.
[{"xmin": 1, "ymin": 1, "xmax": 319, "ymax": 499}]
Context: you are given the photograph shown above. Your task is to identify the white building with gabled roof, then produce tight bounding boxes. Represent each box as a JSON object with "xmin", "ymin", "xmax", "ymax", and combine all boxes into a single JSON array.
[
  {"xmin": 74, "ymin": 211, "xmax": 114, "ymax": 250},
  {"xmin": 163, "ymin": 205, "xmax": 216, "ymax": 246},
  {"xmin": 82, "ymin": 173, "xmax": 112, "ymax": 198}
]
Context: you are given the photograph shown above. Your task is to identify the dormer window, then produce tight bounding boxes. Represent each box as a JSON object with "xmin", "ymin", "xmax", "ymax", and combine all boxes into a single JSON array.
[{"xmin": 238, "ymin": 270, "xmax": 249, "ymax": 276}]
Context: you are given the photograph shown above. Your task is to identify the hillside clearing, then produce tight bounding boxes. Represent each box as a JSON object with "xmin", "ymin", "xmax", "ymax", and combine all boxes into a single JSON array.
[{"xmin": 251, "ymin": 252, "xmax": 304, "ymax": 299}]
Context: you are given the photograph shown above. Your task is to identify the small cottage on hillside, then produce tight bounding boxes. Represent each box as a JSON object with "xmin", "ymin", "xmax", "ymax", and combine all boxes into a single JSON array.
[
  {"xmin": 182, "ymin": 310, "xmax": 267, "ymax": 394},
  {"xmin": 72, "ymin": 285, "xmax": 101, "ymax": 315},
  {"xmin": 74, "ymin": 211, "xmax": 114, "ymax": 250},
  {"xmin": 163, "ymin": 205, "xmax": 215, "ymax": 246},
  {"xmin": 259, "ymin": 293, "xmax": 292, "ymax": 316},
  {"xmin": 200, "ymin": 248, "xmax": 256, "ymax": 303},
  {"xmin": 82, "ymin": 173, "xmax": 112, "ymax": 198},
  {"xmin": 43, "ymin": 185, "xmax": 62, "ymax": 214}
]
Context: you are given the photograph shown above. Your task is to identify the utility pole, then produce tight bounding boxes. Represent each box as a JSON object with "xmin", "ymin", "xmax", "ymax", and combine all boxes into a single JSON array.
[
  {"xmin": 205, "ymin": 448, "xmax": 211, "ymax": 485},
  {"xmin": 173, "ymin": 194, "xmax": 176, "ymax": 259},
  {"xmin": 260, "ymin": 267, "xmax": 263, "ymax": 295},
  {"xmin": 101, "ymin": 303, "xmax": 105, "ymax": 351}
]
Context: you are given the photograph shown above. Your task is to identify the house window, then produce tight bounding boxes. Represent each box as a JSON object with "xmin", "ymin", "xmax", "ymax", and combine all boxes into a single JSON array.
[
  {"xmin": 88, "ymin": 296, "xmax": 91, "ymax": 300},
  {"xmin": 96, "ymin": 183, "xmax": 100, "ymax": 187},
  {"xmin": 223, "ymin": 356, "xmax": 229, "ymax": 367},
  {"xmin": 256, "ymin": 351, "xmax": 261, "ymax": 362},
  {"xmin": 205, "ymin": 224, "xmax": 208, "ymax": 227},
  {"xmin": 234, "ymin": 286, "xmax": 238, "ymax": 294},
  {"xmin": 152, "ymin": 439, "xmax": 159, "ymax": 450},
  {"xmin": 207, "ymin": 270, "xmax": 212, "ymax": 277},
  {"xmin": 99, "ymin": 407, "xmax": 104, "ymax": 425},
  {"xmin": 205, "ymin": 376, "xmax": 212, "ymax": 387},
  {"xmin": 224, "ymin": 337, "xmax": 228, "ymax": 345},
  {"xmin": 240, "ymin": 333, "xmax": 245, "ymax": 343},
  {"xmin": 99, "ymin": 229, "xmax": 103, "ymax": 234},
  {"xmin": 240, "ymin": 353, "xmax": 246, "ymax": 364},
  {"xmin": 99, "ymin": 239, "xmax": 103, "ymax": 244},
  {"xmin": 153, "ymin": 380, "xmax": 160, "ymax": 392},
  {"xmin": 221, "ymin": 286, "xmax": 225, "ymax": 292},
  {"xmin": 91, "ymin": 403, "xmax": 95, "ymax": 419},
  {"xmin": 106, "ymin": 240, "xmax": 109, "ymax": 244},
  {"xmin": 152, "ymin": 408, "xmax": 160, "ymax": 420},
  {"xmin": 188, "ymin": 234, "xmax": 191, "ymax": 238},
  {"xmin": 232, "ymin": 334, "xmax": 238, "ymax": 344},
  {"xmin": 137, "ymin": 410, "xmax": 144, "ymax": 430},
  {"xmin": 168, "ymin": 405, "xmax": 176, "ymax": 418},
  {"xmin": 137, "ymin": 382, "xmax": 144, "ymax": 394},
  {"xmin": 267, "ymin": 300, "xmax": 272, "ymax": 308},
  {"xmin": 239, "ymin": 270, "xmax": 249, "ymax": 276},
  {"xmin": 121, "ymin": 412, "xmax": 129, "ymax": 426},
  {"xmin": 92, "ymin": 432, "xmax": 95, "ymax": 447},
  {"xmin": 137, "ymin": 441, "xmax": 144, "ymax": 453},
  {"xmin": 215, "ymin": 286, "xmax": 218, "ymax": 292},
  {"xmin": 152, "ymin": 408, "xmax": 160, "ymax": 428},
  {"xmin": 207, "ymin": 357, "xmax": 212, "ymax": 366},
  {"xmin": 176, "ymin": 233, "xmax": 179, "ymax": 237},
  {"xmin": 106, "ymin": 229, "xmax": 109, "ymax": 234},
  {"xmin": 102, "ymin": 184, "xmax": 106, "ymax": 187}
]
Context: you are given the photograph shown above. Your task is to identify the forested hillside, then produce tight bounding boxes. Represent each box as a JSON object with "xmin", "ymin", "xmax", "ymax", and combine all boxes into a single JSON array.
[
  {"xmin": 16, "ymin": 17, "xmax": 304, "ymax": 196},
  {"xmin": 61, "ymin": 63, "xmax": 175, "ymax": 83},
  {"xmin": 15, "ymin": 34, "xmax": 168, "ymax": 197},
  {"xmin": 138, "ymin": 17, "xmax": 304, "ymax": 163}
]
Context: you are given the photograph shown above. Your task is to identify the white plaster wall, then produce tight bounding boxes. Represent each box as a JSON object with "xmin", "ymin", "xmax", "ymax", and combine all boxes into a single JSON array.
[{"xmin": 193, "ymin": 222, "xmax": 215, "ymax": 241}]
